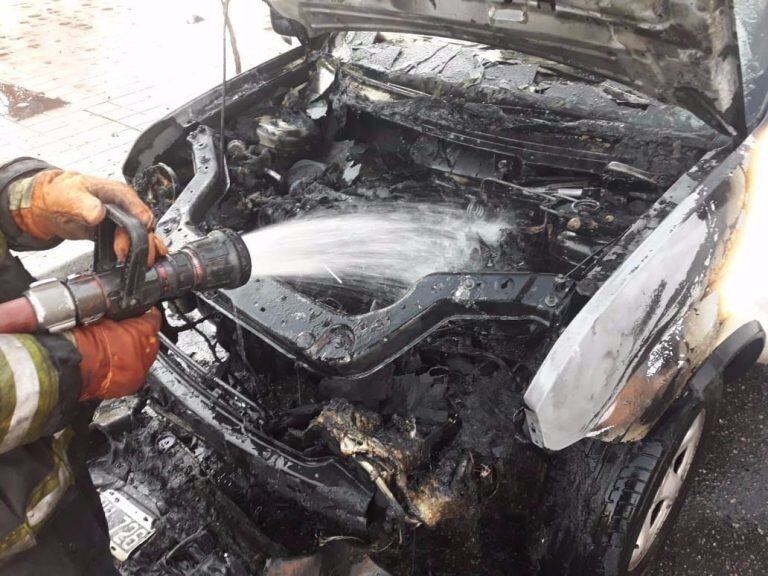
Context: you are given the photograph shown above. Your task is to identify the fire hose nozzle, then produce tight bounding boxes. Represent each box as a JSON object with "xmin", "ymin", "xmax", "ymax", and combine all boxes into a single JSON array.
[
  {"xmin": 25, "ymin": 278, "xmax": 79, "ymax": 332},
  {"xmin": 0, "ymin": 224, "xmax": 251, "ymax": 335}
]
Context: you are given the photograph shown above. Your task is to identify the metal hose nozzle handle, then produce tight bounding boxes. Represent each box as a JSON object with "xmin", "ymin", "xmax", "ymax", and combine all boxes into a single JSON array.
[{"xmin": 0, "ymin": 205, "xmax": 251, "ymax": 334}]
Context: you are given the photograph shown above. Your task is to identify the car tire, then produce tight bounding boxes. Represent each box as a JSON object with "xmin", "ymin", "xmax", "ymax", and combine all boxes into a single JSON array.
[{"xmin": 530, "ymin": 384, "xmax": 721, "ymax": 576}]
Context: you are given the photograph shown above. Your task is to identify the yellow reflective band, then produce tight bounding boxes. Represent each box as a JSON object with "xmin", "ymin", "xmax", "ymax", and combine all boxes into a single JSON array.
[
  {"xmin": 26, "ymin": 428, "xmax": 73, "ymax": 529},
  {"xmin": 51, "ymin": 427, "xmax": 74, "ymax": 463},
  {"xmin": 16, "ymin": 336, "xmax": 58, "ymax": 446},
  {"xmin": 26, "ymin": 455, "xmax": 72, "ymax": 528},
  {"xmin": 0, "ymin": 427, "xmax": 74, "ymax": 564},
  {"xmin": 0, "ymin": 348, "xmax": 16, "ymax": 447},
  {"xmin": 7, "ymin": 176, "xmax": 35, "ymax": 212},
  {"xmin": 0, "ymin": 336, "xmax": 39, "ymax": 453},
  {"xmin": 0, "ymin": 524, "xmax": 35, "ymax": 563}
]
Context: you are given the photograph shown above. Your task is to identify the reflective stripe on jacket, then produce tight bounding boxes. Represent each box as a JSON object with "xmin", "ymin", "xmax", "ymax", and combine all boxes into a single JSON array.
[
  {"xmin": 0, "ymin": 429, "xmax": 74, "ymax": 561},
  {"xmin": 0, "ymin": 335, "xmax": 63, "ymax": 453},
  {"xmin": 0, "ymin": 158, "xmax": 85, "ymax": 564}
]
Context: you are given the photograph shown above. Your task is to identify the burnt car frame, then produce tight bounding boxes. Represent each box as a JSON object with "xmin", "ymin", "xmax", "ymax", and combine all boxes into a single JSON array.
[{"xmin": 107, "ymin": 1, "xmax": 768, "ymax": 574}]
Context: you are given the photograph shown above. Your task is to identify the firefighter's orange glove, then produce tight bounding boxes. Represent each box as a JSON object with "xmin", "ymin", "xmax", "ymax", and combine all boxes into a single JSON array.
[
  {"xmin": 12, "ymin": 169, "xmax": 167, "ymax": 266},
  {"xmin": 72, "ymin": 308, "xmax": 162, "ymax": 401}
]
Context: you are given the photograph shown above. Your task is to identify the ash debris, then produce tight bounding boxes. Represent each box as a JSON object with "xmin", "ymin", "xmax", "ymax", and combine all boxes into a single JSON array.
[
  {"xmin": 122, "ymin": 29, "xmax": 725, "ymax": 575},
  {"xmin": 90, "ymin": 404, "xmax": 278, "ymax": 576},
  {"xmin": 228, "ymin": 310, "xmax": 548, "ymax": 542},
  {"xmin": 310, "ymin": 351, "xmax": 528, "ymax": 528},
  {"xmin": 92, "ymin": 396, "xmax": 389, "ymax": 576}
]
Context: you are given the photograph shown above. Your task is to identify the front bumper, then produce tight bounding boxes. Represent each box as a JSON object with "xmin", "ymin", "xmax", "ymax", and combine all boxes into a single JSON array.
[{"xmin": 149, "ymin": 335, "xmax": 376, "ymax": 531}]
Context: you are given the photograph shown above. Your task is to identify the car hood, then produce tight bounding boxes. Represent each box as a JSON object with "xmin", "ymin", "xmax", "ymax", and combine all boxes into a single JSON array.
[{"xmin": 266, "ymin": 0, "xmax": 746, "ymax": 135}]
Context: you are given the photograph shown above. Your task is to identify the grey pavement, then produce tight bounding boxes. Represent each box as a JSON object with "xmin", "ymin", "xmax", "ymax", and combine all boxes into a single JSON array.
[
  {"xmin": 1, "ymin": 0, "xmax": 289, "ymax": 274},
  {"xmin": 1, "ymin": 0, "xmax": 288, "ymax": 178},
  {"xmin": 653, "ymin": 368, "xmax": 768, "ymax": 576}
]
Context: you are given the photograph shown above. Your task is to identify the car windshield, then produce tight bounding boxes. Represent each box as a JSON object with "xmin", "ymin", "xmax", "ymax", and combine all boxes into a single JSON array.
[{"xmin": 735, "ymin": 0, "xmax": 768, "ymax": 126}]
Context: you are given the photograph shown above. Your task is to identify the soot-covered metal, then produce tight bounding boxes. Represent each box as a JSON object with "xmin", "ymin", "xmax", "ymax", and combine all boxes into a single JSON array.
[{"xmin": 110, "ymin": 30, "xmax": 752, "ymax": 574}]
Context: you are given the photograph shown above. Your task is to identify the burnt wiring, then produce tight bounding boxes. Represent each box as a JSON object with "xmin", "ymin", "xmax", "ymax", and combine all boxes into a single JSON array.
[
  {"xmin": 422, "ymin": 342, "xmax": 516, "ymax": 378},
  {"xmin": 162, "ymin": 306, "xmax": 273, "ymax": 424},
  {"xmin": 159, "ymin": 526, "xmax": 211, "ymax": 574},
  {"xmin": 563, "ymin": 233, "xmax": 623, "ymax": 281},
  {"xmin": 166, "ymin": 302, "xmax": 225, "ymax": 362},
  {"xmin": 159, "ymin": 334, "xmax": 268, "ymax": 423}
]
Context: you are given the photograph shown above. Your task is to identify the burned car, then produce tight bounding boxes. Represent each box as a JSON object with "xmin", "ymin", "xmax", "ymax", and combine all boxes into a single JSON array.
[{"xmin": 93, "ymin": 1, "xmax": 768, "ymax": 574}]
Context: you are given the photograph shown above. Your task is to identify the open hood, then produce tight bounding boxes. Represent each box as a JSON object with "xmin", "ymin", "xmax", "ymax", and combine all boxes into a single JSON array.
[{"xmin": 266, "ymin": 0, "xmax": 746, "ymax": 135}]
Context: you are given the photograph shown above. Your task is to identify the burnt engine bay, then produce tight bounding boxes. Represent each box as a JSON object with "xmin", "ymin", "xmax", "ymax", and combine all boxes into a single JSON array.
[{"xmin": 93, "ymin": 33, "xmax": 725, "ymax": 575}]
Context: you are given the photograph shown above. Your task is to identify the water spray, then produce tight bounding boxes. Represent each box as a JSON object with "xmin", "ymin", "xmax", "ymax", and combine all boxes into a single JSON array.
[
  {"xmin": 240, "ymin": 203, "xmax": 506, "ymax": 293},
  {"xmin": 0, "ymin": 199, "xmax": 505, "ymax": 334}
]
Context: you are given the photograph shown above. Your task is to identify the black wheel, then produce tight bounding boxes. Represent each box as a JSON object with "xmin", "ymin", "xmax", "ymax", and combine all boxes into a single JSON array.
[{"xmin": 530, "ymin": 384, "xmax": 721, "ymax": 576}]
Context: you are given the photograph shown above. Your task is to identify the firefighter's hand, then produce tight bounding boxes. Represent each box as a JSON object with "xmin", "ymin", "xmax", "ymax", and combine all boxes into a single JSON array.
[
  {"xmin": 71, "ymin": 308, "xmax": 162, "ymax": 401},
  {"xmin": 11, "ymin": 169, "xmax": 167, "ymax": 266}
]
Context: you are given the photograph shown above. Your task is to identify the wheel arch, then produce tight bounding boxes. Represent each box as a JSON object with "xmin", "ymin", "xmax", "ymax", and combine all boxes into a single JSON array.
[
  {"xmin": 688, "ymin": 320, "xmax": 765, "ymax": 401},
  {"xmin": 621, "ymin": 320, "xmax": 765, "ymax": 444}
]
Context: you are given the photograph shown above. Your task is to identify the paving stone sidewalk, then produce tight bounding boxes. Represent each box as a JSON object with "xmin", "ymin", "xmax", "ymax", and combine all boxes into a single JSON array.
[
  {"xmin": 1, "ymin": 0, "xmax": 290, "ymax": 272},
  {"xmin": 1, "ymin": 0, "xmax": 288, "ymax": 179}
]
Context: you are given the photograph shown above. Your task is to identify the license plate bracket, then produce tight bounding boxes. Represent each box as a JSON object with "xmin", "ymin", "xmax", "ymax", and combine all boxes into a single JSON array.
[{"xmin": 99, "ymin": 488, "xmax": 157, "ymax": 562}]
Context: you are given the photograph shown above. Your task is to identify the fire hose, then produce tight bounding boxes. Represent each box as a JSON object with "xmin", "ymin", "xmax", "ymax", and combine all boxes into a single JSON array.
[{"xmin": 0, "ymin": 204, "xmax": 251, "ymax": 334}]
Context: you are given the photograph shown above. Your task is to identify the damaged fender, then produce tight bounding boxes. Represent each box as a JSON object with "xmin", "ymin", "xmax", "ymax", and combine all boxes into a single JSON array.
[{"xmin": 524, "ymin": 132, "xmax": 764, "ymax": 451}]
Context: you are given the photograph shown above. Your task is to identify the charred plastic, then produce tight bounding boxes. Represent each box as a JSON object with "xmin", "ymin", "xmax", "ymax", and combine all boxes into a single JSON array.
[{"xmin": 125, "ymin": 32, "xmax": 726, "ymax": 571}]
